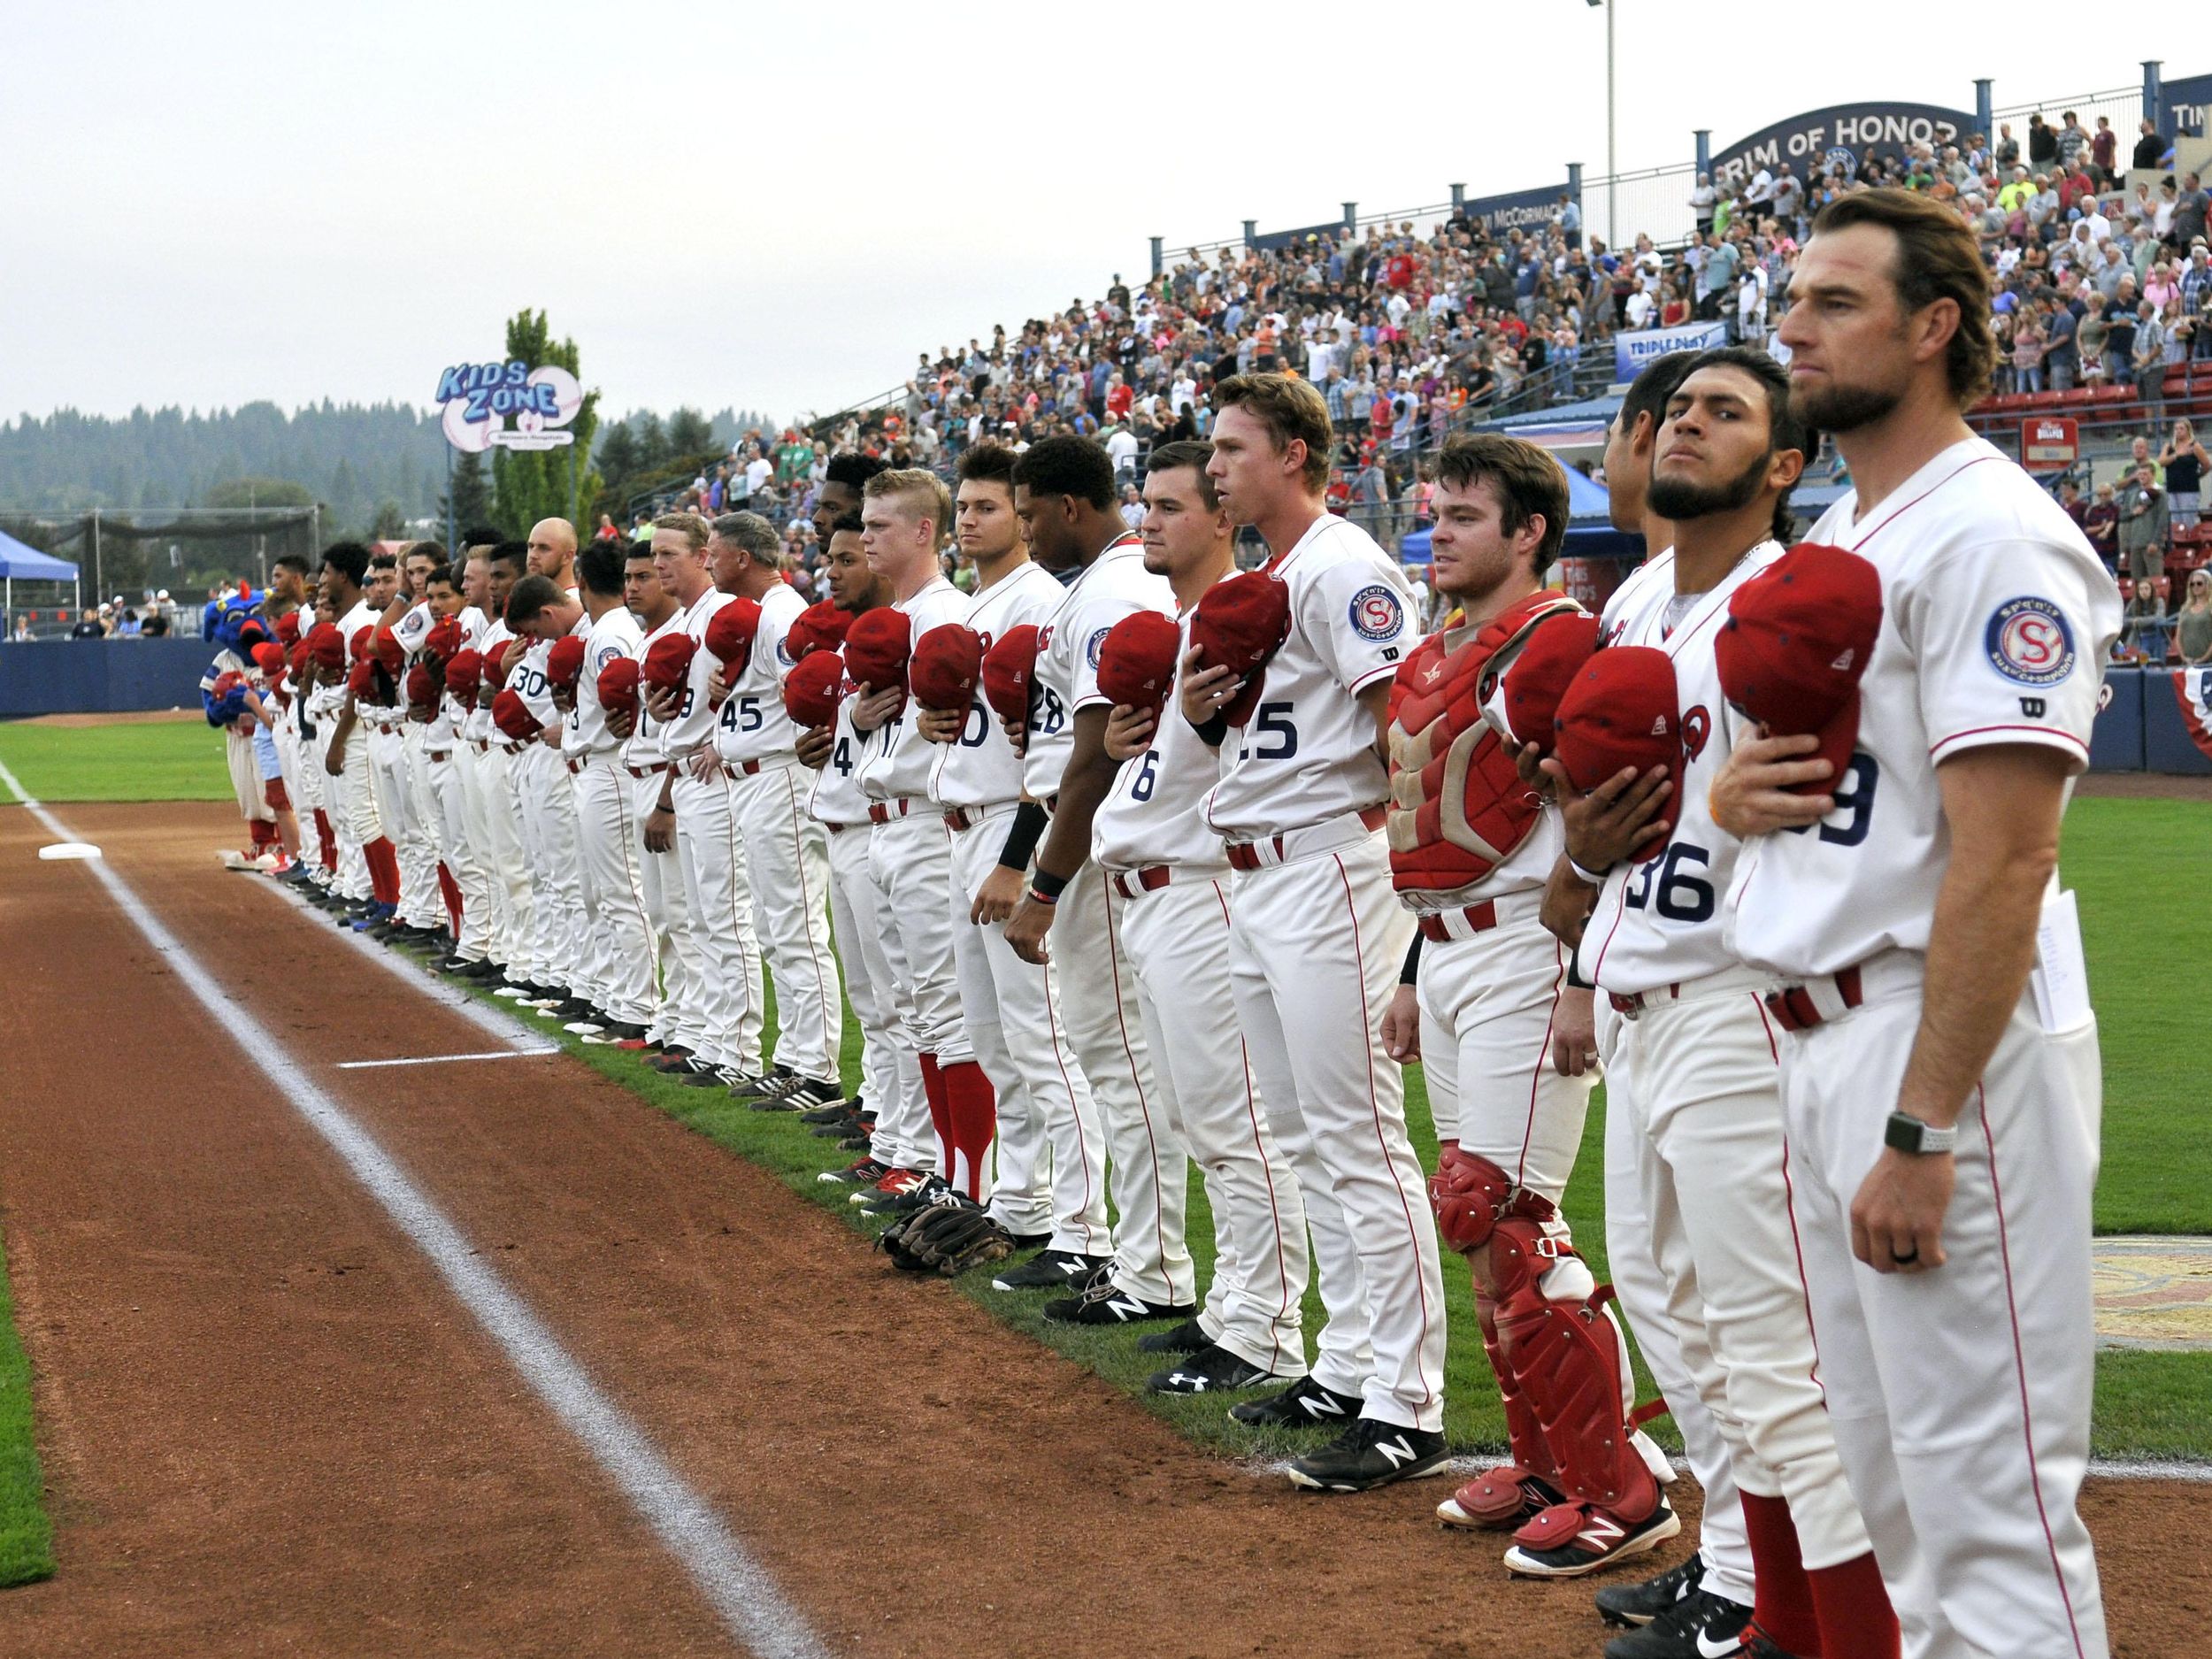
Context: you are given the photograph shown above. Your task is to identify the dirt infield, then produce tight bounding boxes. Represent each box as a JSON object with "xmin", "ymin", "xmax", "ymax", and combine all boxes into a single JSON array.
[
  {"xmin": 1, "ymin": 800, "xmax": 2204, "ymax": 1657},
  {"xmin": 2074, "ymin": 771, "xmax": 2212, "ymax": 801},
  {"xmin": 7, "ymin": 710, "xmax": 201, "ymax": 727}
]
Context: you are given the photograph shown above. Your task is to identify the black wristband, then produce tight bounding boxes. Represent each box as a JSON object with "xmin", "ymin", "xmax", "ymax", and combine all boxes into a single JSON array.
[
  {"xmin": 1028, "ymin": 865, "xmax": 1070, "ymax": 901},
  {"xmin": 1565, "ymin": 956, "xmax": 1592, "ymax": 991},
  {"xmin": 995, "ymin": 800, "xmax": 1050, "ymax": 872},
  {"xmin": 1191, "ymin": 710, "xmax": 1229, "ymax": 749},
  {"xmin": 1400, "ymin": 933, "xmax": 1423, "ymax": 986}
]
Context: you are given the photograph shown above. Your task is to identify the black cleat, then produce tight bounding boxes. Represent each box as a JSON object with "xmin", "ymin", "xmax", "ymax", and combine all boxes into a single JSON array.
[
  {"xmin": 799, "ymin": 1095, "xmax": 861, "ymax": 1125},
  {"xmin": 1148, "ymin": 1343, "xmax": 1278, "ymax": 1395},
  {"xmin": 1137, "ymin": 1317, "xmax": 1212, "ymax": 1356},
  {"xmin": 1602, "ymin": 1588, "xmax": 1755, "ymax": 1659},
  {"xmin": 1285, "ymin": 1417, "xmax": 1448, "ymax": 1492},
  {"xmin": 989, "ymin": 1248, "xmax": 1109, "ymax": 1293},
  {"xmin": 858, "ymin": 1173, "xmax": 949, "ymax": 1217},
  {"xmin": 754, "ymin": 1075, "xmax": 841, "ymax": 1112},
  {"xmin": 1596, "ymin": 1551, "xmax": 1708, "ymax": 1629},
  {"xmin": 1503, "ymin": 1499, "xmax": 1681, "ymax": 1578},
  {"xmin": 1229, "ymin": 1375, "xmax": 1363, "ymax": 1429},
  {"xmin": 724, "ymin": 1065, "xmax": 795, "ymax": 1103},
  {"xmin": 1042, "ymin": 1279, "xmax": 1194, "ymax": 1326}
]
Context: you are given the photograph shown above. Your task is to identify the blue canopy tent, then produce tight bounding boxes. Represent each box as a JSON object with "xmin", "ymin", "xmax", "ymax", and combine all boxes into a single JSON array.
[
  {"xmin": 1400, "ymin": 462, "xmax": 1641, "ymax": 563},
  {"xmin": 0, "ymin": 528, "xmax": 81, "ymax": 627}
]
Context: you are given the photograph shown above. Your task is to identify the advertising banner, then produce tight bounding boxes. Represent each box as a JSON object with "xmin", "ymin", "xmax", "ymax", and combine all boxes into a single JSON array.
[
  {"xmin": 1458, "ymin": 183, "xmax": 1572, "ymax": 239},
  {"xmin": 1713, "ymin": 102, "xmax": 1977, "ymax": 186},
  {"xmin": 434, "ymin": 360, "xmax": 585, "ymax": 454},
  {"xmin": 1615, "ymin": 319, "xmax": 1727, "ymax": 383}
]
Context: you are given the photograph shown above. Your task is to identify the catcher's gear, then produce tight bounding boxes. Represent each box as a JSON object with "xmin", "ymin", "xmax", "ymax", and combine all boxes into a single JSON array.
[{"xmin": 877, "ymin": 1194, "xmax": 1015, "ymax": 1278}]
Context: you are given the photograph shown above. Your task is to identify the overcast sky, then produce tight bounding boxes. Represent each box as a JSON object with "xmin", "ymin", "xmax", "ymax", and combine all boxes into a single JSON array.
[{"xmin": 3, "ymin": 4, "xmax": 2178, "ymax": 428}]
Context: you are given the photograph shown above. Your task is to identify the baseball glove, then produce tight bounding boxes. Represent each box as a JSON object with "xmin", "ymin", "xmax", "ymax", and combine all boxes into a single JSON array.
[{"xmin": 878, "ymin": 1194, "xmax": 1014, "ymax": 1277}]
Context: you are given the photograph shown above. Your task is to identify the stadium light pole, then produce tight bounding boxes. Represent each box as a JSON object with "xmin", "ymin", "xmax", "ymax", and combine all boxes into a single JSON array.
[{"xmin": 1586, "ymin": 0, "xmax": 1614, "ymax": 248}]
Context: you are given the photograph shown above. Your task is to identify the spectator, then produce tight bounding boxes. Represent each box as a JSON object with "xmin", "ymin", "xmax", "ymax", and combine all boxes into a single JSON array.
[
  {"xmin": 1118, "ymin": 483, "xmax": 1144, "ymax": 533},
  {"xmin": 2084, "ymin": 480, "xmax": 2122, "ymax": 565},
  {"xmin": 2121, "ymin": 579, "xmax": 2170, "ymax": 661},
  {"xmin": 2117, "ymin": 462, "xmax": 2170, "ymax": 581},
  {"xmin": 2076, "ymin": 295, "xmax": 2110, "ymax": 385},
  {"xmin": 2011, "ymin": 308, "xmax": 2048, "ymax": 394},
  {"xmin": 2161, "ymin": 419, "xmax": 2208, "ymax": 527},
  {"xmin": 2177, "ymin": 570, "xmax": 2212, "ymax": 664},
  {"xmin": 67, "ymin": 610, "xmax": 104, "ymax": 638},
  {"xmin": 2055, "ymin": 111, "xmax": 2089, "ymax": 169},
  {"xmin": 2091, "ymin": 117, "xmax": 2117, "ymax": 182},
  {"xmin": 2172, "ymin": 173, "xmax": 2210, "ymax": 251},
  {"xmin": 1689, "ymin": 172, "xmax": 1717, "ymax": 235},
  {"xmin": 140, "ymin": 604, "xmax": 170, "ymax": 636},
  {"xmin": 2028, "ymin": 112, "xmax": 2057, "ymax": 165},
  {"xmin": 1996, "ymin": 123, "xmax": 2021, "ymax": 168},
  {"xmin": 10, "ymin": 617, "xmax": 29, "ymax": 642},
  {"xmin": 2134, "ymin": 301, "xmax": 2170, "ymax": 423},
  {"xmin": 2133, "ymin": 119, "xmax": 2168, "ymax": 173}
]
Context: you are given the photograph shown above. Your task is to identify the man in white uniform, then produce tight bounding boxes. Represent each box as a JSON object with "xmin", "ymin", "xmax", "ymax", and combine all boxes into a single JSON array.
[
  {"xmin": 642, "ymin": 511, "xmax": 767, "ymax": 1087},
  {"xmin": 701, "ymin": 511, "xmax": 844, "ymax": 1108},
  {"xmin": 1089, "ymin": 440, "xmax": 1313, "ymax": 1391},
  {"xmin": 915, "ymin": 442, "xmax": 1110, "ymax": 1264},
  {"xmin": 846, "ymin": 469, "xmax": 976, "ymax": 1200},
  {"xmin": 1177, "ymin": 373, "xmax": 1444, "ymax": 1493},
  {"xmin": 473, "ymin": 545, "xmax": 542, "ymax": 995},
  {"xmin": 1549, "ymin": 352, "xmax": 1899, "ymax": 1659},
  {"xmin": 424, "ymin": 559, "xmax": 496, "ymax": 976},
  {"xmin": 1001, "ymin": 436, "xmax": 1194, "ymax": 1328},
  {"xmin": 380, "ymin": 543, "xmax": 449, "ymax": 943},
  {"xmin": 507, "ymin": 519, "xmax": 592, "ymax": 1015},
  {"xmin": 1713, "ymin": 190, "xmax": 2117, "ymax": 1659},
  {"xmin": 317, "ymin": 544, "xmax": 390, "ymax": 917}
]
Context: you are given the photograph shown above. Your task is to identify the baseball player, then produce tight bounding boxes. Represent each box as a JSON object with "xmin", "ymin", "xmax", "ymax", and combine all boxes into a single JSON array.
[
  {"xmin": 612, "ymin": 540, "xmax": 716, "ymax": 1064},
  {"xmin": 1549, "ymin": 353, "xmax": 1903, "ymax": 1659},
  {"xmin": 1088, "ymin": 439, "xmax": 1314, "ymax": 1391},
  {"xmin": 642, "ymin": 512, "xmax": 767, "ymax": 1087},
  {"xmin": 262, "ymin": 557, "xmax": 317, "ymax": 864},
  {"xmin": 845, "ymin": 469, "xmax": 978, "ymax": 1200},
  {"xmin": 999, "ymin": 436, "xmax": 1196, "ymax": 1328},
  {"xmin": 506, "ymin": 519, "xmax": 594, "ymax": 1016},
  {"xmin": 1176, "ymin": 373, "xmax": 1444, "ymax": 1492},
  {"xmin": 797, "ymin": 509, "xmax": 931, "ymax": 1194},
  {"xmin": 915, "ymin": 442, "xmax": 1110, "ymax": 1258},
  {"xmin": 449, "ymin": 537, "xmax": 534, "ymax": 982},
  {"xmin": 1712, "ymin": 190, "xmax": 2118, "ymax": 1659},
  {"xmin": 1370, "ymin": 431, "xmax": 1681, "ymax": 1574},
  {"xmin": 700, "ymin": 511, "xmax": 844, "ymax": 1107},
  {"xmin": 203, "ymin": 602, "xmax": 280, "ymax": 867},
  {"xmin": 301, "ymin": 596, "xmax": 357, "ymax": 899},
  {"xmin": 1577, "ymin": 351, "xmax": 1763, "ymax": 1644},
  {"xmin": 317, "ymin": 544, "xmax": 396, "ymax": 918},
  {"xmin": 241, "ymin": 641, "xmax": 303, "ymax": 871},
  {"xmin": 472, "ymin": 543, "xmax": 544, "ymax": 995},
  {"xmin": 420, "ymin": 560, "xmax": 495, "ymax": 973},
  {"xmin": 367, "ymin": 545, "xmax": 449, "ymax": 942}
]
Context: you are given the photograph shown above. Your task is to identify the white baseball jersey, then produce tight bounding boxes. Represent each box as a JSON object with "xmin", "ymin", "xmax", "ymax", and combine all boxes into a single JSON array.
[
  {"xmin": 392, "ymin": 599, "xmax": 434, "ymax": 659},
  {"xmin": 1092, "ymin": 604, "xmax": 1230, "ymax": 874},
  {"xmin": 856, "ymin": 576, "xmax": 967, "ymax": 803},
  {"xmin": 466, "ymin": 618, "xmax": 512, "ymax": 745},
  {"xmin": 660, "ymin": 589, "xmax": 731, "ymax": 761},
  {"xmin": 571, "ymin": 605, "xmax": 644, "ymax": 758},
  {"xmin": 431, "ymin": 605, "xmax": 488, "ymax": 744},
  {"xmin": 1727, "ymin": 439, "xmax": 2120, "ymax": 977},
  {"xmin": 513, "ymin": 587, "xmax": 580, "ymax": 733},
  {"xmin": 1203, "ymin": 513, "xmax": 1416, "ymax": 839},
  {"xmin": 1577, "ymin": 541, "xmax": 1783, "ymax": 995},
  {"xmin": 622, "ymin": 605, "xmax": 688, "ymax": 770},
  {"xmin": 710, "ymin": 581, "xmax": 807, "ymax": 766},
  {"xmin": 1023, "ymin": 537, "xmax": 1173, "ymax": 803},
  {"xmin": 808, "ymin": 650, "xmax": 873, "ymax": 826},
  {"xmin": 932, "ymin": 561, "xmax": 1065, "ymax": 810}
]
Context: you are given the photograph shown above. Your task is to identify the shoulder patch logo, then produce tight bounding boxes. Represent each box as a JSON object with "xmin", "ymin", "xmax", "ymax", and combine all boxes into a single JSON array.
[
  {"xmin": 1984, "ymin": 596, "xmax": 2077, "ymax": 687},
  {"xmin": 775, "ymin": 636, "xmax": 795, "ymax": 666},
  {"xmin": 1348, "ymin": 583, "xmax": 1404, "ymax": 641},
  {"xmin": 1086, "ymin": 626, "xmax": 1110, "ymax": 669}
]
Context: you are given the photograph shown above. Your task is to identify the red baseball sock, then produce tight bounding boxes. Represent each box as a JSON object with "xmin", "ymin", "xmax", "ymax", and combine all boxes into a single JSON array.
[
  {"xmin": 437, "ymin": 862, "xmax": 462, "ymax": 936},
  {"xmin": 314, "ymin": 810, "xmax": 336, "ymax": 871},
  {"xmin": 939, "ymin": 1058, "xmax": 997, "ymax": 1201},
  {"xmin": 365, "ymin": 837, "xmax": 401, "ymax": 906},
  {"xmin": 1808, "ymin": 1549, "xmax": 1899, "ymax": 1659},
  {"xmin": 1740, "ymin": 1492, "xmax": 1822, "ymax": 1655},
  {"xmin": 918, "ymin": 1053, "xmax": 950, "ymax": 1176},
  {"xmin": 250, "ymin": 818, "xmax": 278, "ymax": 851}
]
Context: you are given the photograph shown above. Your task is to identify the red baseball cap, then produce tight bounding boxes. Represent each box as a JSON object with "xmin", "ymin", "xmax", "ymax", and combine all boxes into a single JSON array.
[
  {"xmin": 425, "ymin": 616, "xmax": 464, "ymax": 660},
  {"xmin": 1497, "ymin": 611, "xmax": 1601, "ymax": 754},
  {"xmin": 288, "ymin": 641, "xmax": 309, "ymax": 674},
  {"xmin": 492, "ymin": 687, "xmax": 539, "ymax": 742},
  {"xmin": 546, "ymin": 634, "xmax": 587, "ymax": 690},
  {"xmin": 842, "ymin": 606, "xmax": 912, "ymax": 697},
  {"xmin": 349, "ymin": 625, "xmax": 375, "ymax": 665},
  {"xmin": 369, "ymin": 627, "xmax": 404, "ymax": 674},
  {"xmin": 1190, "ymin": 571, "xmax": 1291, "ymax": 726},
  {"xmin": 212, "ymin": 669, "xmax": 243, "ymax": 699},
  {"xmin": 274, "ymin": 611, "xmax": 302, "ymax": 647},
  {"xmin": 250, "ymin": 641, "xmax": 287, "ymax": 675},
  {"xmin": 910, "ymin": 624, "xmax": 983, "ymax": 711},
  {"xmin": 447, "ymin": 649, "xmax": 483, "ymax": 708},
  {"xmin": 596, "ymin": 656, "xmax": 641, "ymax": 718},
  {"xmin": 306, "ymin": 621, "xmax": 345, "ymax": 670},
  {"xmin": 404, "ymin": 663, "xmax": 437, "ymax": 710},
  {"xmin": 980, "ymin": 624, "xmax": 1042, "ymax": 727},
  {"xmin": 704, "ymin": 598, "xmax": 764, "ymax": 667},
  {"xmin": 641, "ymin": 632, "xmax": 697, "ymax": 694},
  {"xmin": 1552, "ymin": 646, "xmax": 1682, "ymax": 843},
  {"xmin": 1095, "ymin": 611, "xmax": 1182, "ymax": 718},
  {"xmin": 785, "ymin": 600, "xmax": 852, "ymax": 661},
  {"xmin": 346, "ymin": 659, "xmax": 375, "ymax": 699},
  {"xmin": 1714, "ymin": 544, "xmax": 1882, "ymax": 795},
  {"xmin": 781, "ymin": 651, "xmax": 847, "ymax": 728},
  {"xmin": 479, "ymin": 645, "xmax": 512, "ymax": 689}
]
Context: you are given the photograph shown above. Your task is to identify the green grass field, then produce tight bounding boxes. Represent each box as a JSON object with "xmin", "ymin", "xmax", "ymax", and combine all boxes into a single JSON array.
[
  {"xmin": 0, "ymin": 1242, "xmax": 55, "ymax": 1588},
  {"xmin": 0, "ymin": 719, "xmax": 2204, "ymax": 1524}
]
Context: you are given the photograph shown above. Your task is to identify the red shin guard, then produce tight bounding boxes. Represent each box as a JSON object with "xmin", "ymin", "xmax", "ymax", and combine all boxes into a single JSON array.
[
  {"xmin": 365, "ymin": 836, "xmax": 401, "ymax": 906},
  {"xmin": 1808, "ymin": 1549, "xmax": 1899, "ymax": 1659},
  {"xmin": 938, "ymin": 1058, "xmax": 997, "ymax": 1201},
  {"xmin": 918, "ymin": 1053, "xmax": 951, "ymax": 1175},
  {"xmin": 1739, "ymin": 1492, "xmax": 1822, "ymax": 1656}
]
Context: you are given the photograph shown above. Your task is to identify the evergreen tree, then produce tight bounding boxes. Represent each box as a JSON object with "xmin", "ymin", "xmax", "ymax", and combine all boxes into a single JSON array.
[
  {"xmin": 438, "ymin": 449, "xmax": 491, "ymax": 535},
  {"xmin": 666, "ymin": 406, "xmax": 715, "ymax": 457},
  {"xmin": 489, "ymin": 309, "xmax": 601, "ymax": 537}
]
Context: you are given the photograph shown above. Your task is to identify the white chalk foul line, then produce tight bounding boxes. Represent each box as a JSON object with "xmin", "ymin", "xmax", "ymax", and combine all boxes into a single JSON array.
[
  {"xmin": 19, "ymin": 791, "xmax": 829, "ymax": 1659},
  {"xmin": 335, "ymin": 1049, "xmax": 560, "ymax": 1070}
]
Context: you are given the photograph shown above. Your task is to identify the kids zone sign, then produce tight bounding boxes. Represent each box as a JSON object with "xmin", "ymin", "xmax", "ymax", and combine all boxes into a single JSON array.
[
  {"xmin": 1713, "ymin": 102, "xmax": 1976, "ymax": 185},
  {"xmin": 434, "ymin": 360, "xmax": 585, "ymax": 453}
]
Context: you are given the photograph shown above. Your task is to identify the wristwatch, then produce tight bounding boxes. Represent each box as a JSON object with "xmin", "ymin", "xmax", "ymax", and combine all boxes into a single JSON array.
[{"xmin": 1885, "ymin": 1111, "xmax": 1958, "ymax": 1156}]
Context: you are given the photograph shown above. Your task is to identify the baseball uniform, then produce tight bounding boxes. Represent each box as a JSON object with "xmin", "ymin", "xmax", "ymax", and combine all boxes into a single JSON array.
[
  {"xmin": 935, "ymin": 560, "xmax": 1110, "ymax": 1248},
  {"xmin": 329, "ymin": 598, "xmax": 386, "ymax": 904},
  {"xmin": 1727, "ymin": 438, "xmax": 2120, "ymax": 1659},
  {"xmin": 513, "ymin": 604, "xmax": 591, "ymax": 1000},
  {"xmin": 568, "ymin": 602, "xmax": 655, "ymax": 1029},
  {"xmin": 467, "ymin": 617, "xmax": 537, "ymax": 980},
  {"xmin": 387, "ymin": 600, "xmax": 445, "ymax": 933},
  {"xmin": 1093, "ymin": 595, "xmax": 1310, "ymax": 1376},
  {"xmin": 626, "ymin": 606, "xmax": 711, "ymax": 1058},
  {"xmin": 712, "ymin": 582, "xmax": 843, "ymax": 1089},
  {"xmin": 1027, "ymin": 535, "xmax": 1194, "ymax": 1310},
  {"xmin": 1204, "ymin": 512, "xmax": 1445, "ymax": 1434},
  {"xmin": 431, "ymin": 605, "xmax": 494, "ymax": 964}
]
